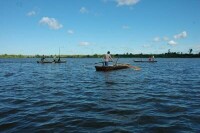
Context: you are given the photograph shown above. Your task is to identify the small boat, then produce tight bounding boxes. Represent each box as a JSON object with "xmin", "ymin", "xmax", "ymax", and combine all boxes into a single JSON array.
[
  {"xmin": 95, "ymin": 64, "xmax": 130, "ymax": 71},
  {"xmin": 134, "ymin": 60, "xmax": 157, "ymax": 63},
  {"xmin": 37, "ymin": 60, "xmax": 66, "ymax": 64},
  {"xmin": 38, "ymin": 48, "xmax": 66, "ymax": 64}
]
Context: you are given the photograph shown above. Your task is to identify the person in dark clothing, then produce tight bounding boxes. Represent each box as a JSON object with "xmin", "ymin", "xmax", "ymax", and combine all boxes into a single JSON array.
[{"xmin": 41, "ymin": 55, "xmax": 45, "ymax": 62}]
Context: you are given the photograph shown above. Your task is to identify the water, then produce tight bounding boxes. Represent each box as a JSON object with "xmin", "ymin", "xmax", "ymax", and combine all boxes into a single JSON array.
[{"xmin": 0, "ymin": 58, "xmax": 200, "ymax": 132}]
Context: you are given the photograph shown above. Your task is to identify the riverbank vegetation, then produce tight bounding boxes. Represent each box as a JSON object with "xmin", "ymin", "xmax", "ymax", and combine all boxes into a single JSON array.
[{"xmin": 1, "ymin": 52, "xmax": 200, "ymax": 58}]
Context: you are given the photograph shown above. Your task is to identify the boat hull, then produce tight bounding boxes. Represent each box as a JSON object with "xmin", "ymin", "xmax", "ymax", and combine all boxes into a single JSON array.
[
  {"xmin": 95, "ymin": 64, "xmax": 130, "ymax": 71},
  {"xmin": 134, "ymin": 60, "xmax": 157, "ymax": 63},
  {"xmin": 37, "ymin": 61, "xmax": 66, "ymax": 64}
]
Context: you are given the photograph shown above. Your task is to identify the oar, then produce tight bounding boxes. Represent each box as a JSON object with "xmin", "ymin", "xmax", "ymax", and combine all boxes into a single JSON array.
[
  {"xmin": 44, "ymin": 58, "xmax": 49, "ymax": 62},
  {"xmin": 117, "ymin": 63, "xmax": 141, "ymax": 71},
  {"xmin": 114, "ymin": 54, "xmax": 119, "ymax": 66},
  {"xmin": 95, "ymin": 61, "xmax": 104, "ymax": 64},
  {"xmin": 128, "ymin": 65, "xmax": 141, "ymax": 71},
  {"xmin": 114, "ymin": 57, "xmax": 119, "ymax": 66}
]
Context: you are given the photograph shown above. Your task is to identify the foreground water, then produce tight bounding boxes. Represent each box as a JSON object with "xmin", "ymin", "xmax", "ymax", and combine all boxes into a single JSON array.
[{"xmin": 0, "ymin": 58, "xmax": 200, "ymax": 132}]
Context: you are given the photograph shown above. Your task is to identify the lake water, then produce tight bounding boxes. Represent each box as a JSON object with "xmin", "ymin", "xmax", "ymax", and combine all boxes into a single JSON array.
[{"xmin": 0, "ymin": 58, "xmax": 200, "ymax": 132}]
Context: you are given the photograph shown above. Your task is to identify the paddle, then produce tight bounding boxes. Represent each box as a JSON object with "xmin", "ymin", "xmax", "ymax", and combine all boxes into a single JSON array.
[
  {"xmin": 112, "ymin": 54, "xmax": 141, "ymax": 71},
  {"xmin": 95, "ymin": 61, "xmax": 104, "ymax": 64},
  {"xmin": 117, "ymin": 63, "xmax": 141, "ymax": 71},
  {"xmin": 114, "ymin": 55, "xmax": 119, "ymax": 66},
  {"xmin": 128, "ymin": 65, "xmax": 141, "ymax": 71}
]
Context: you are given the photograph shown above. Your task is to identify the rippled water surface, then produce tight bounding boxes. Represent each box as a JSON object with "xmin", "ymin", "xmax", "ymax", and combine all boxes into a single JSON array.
[{"xmin": 0, "ymin": 58, "xmax": 200, "ymax": 132}]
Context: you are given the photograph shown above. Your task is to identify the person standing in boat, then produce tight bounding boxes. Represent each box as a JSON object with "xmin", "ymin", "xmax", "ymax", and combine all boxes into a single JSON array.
[
  {"xmin": 104, "ymin": 51, "xmax": 113, "ymax": 66},
  {"xmin": 58, "ymin": 56, "xmax": 61, "ymax": 62}
]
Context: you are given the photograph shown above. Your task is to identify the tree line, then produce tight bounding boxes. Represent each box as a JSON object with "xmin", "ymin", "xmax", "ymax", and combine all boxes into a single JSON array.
[
  {"xmin": 0, "ymin": 53, "xmax": 200, "ymax": 58},
  {"xmin": 0, "ymin": 49, "xmax": 200, "ymax": 58}
]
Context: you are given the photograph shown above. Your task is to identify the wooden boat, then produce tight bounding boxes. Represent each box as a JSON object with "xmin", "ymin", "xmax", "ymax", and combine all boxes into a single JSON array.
[
  {"xmin": 95, "ymin": 64, "xmax": 130, "ymax": 71},
  {"xmin": 38, "ymin": 48, "xmax": 66, "ymax": 64},
  {"xmin": 134, "ymin": 60, "xmax": 157, "ymax": 63},
  {"xmin": 37, "ymin": 60, "xmax": 66, "ymax": 64}
]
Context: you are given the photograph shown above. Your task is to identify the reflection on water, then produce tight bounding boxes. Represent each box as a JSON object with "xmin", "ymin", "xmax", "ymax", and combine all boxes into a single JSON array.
[{"xmin": 0, "ymin": 58, "xmax": 200, "ymax": 132}]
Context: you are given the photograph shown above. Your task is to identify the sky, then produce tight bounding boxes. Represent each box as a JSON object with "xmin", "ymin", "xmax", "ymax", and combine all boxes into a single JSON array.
[{"xmin": 0, "ymin": 0, "xmax": 200, "ymax": 55}]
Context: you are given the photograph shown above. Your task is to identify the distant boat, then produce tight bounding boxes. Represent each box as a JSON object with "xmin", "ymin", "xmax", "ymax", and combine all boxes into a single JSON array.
[
  {"xmin": 37, "ymin": 60, "xmax": 67, "ymax": 64},
  {"xmin": 134, "ymin": 60, "xmax": 157, "ymax": 63},
  {"xmin": 37, "ymin": 60, "xmax": 66, "ymax": 64},
  {"xmin": 37, "ymin": 48, "xmax": 66, "ymax": 64},
  {"xmin": 95, "ymin": 64, "xmax": 130, "ymax": 71}
]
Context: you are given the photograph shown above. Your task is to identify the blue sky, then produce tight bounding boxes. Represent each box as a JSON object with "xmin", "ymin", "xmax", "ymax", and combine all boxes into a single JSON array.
[{"xmin": 1, "ymin": 0, "xmax": 200, "ymax": 55}]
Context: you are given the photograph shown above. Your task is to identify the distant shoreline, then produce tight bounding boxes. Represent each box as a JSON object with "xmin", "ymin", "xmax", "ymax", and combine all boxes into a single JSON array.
[{"xmin": 0, "ymin": 53, "xmax": 200, "ymax": 58}]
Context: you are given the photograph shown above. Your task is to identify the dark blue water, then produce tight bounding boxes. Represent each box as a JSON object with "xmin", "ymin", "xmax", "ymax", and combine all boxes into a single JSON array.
[{"xmin": 0, "ymin": 58, "xmax": 200, "ymax": 132}]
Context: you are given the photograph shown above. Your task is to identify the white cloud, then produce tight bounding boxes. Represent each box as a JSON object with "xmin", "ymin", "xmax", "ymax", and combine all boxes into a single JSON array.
[
  {"xmin": 80, "ymin": 7, "xmax": 89, "ymax": 14},
  {"xmin": 122, "ymin": 25, "xmax": 130, "ymax": 29},
  {"xmin": 168, "ymin": 40, "xmax": 177, "ymax": 46},
  {"xmin": 79, "ymin": 41, "xmax": 91, "ymax": 46},
  {"xmin": 67, "ymin": 30, "xmax": 74, "ymax": 34},
  {"xmin": 153, "ymin": 37, "xmax": 160, "ymax": 42},
  {"xmin": 174, "ymin": 31, "xmax": 187, "ymax": 39},
  {"xmin": 27, "ymin": 11, "xmax": 36, "ymax": 16},
  {"xmin": 116, "ymin": 0, "xmax": 140, "ymax": 6},
  {"xmin": 163, "ymin": 36, "xmax": 169, "ymax": 41},
  {"xmin": 142, "ymin": 44, "xmax": 151, "ymax": 48},
  {"xmin": 39, "ymin": 17, "xmax": 63, "ymax": 30}
]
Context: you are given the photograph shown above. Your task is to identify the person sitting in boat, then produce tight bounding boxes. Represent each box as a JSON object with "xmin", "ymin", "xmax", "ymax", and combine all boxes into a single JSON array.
[
  {"xmin": 148, "ymin": 56, "xmax": 152, "ymax": 61},
  {"xmin": 152, "ymin": 55, "xmax": 155, "ymax": 61},
  {"xmin": 104, "ymin": 51, "xmax": 113, "ymax": 66},
  {"xmin": 53, "ymin": 55, "xmax": 57, "ymax": 62},
  {"xmin": 41, "ymin": 55, "xmax": 45, "ymax": 62}
]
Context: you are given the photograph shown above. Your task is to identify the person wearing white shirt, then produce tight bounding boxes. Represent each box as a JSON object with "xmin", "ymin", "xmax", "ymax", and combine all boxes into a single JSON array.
[{"xmin": 104, "ymin": 51, "xmax": 113, "ymax": 66}]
